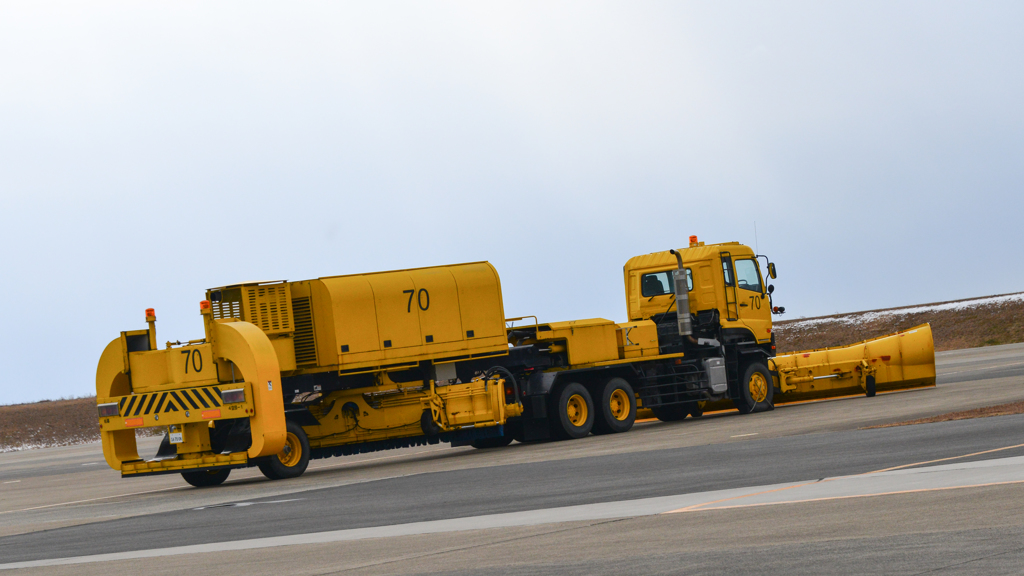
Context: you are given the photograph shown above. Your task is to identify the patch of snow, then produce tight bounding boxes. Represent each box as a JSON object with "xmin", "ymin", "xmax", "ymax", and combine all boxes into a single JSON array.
[{"xmin": 778, "ymin": 293, "xmax": 1024, "ymax": 331}]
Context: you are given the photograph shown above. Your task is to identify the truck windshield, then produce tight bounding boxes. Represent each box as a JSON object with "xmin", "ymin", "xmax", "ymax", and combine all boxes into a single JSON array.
[
  {"xmin": 641, "ymin": 269, "xmax": 692, "ymax": 297},
  {"xmin": 734, "ymin": 259, "xmax": 763, "ymax": 293}
]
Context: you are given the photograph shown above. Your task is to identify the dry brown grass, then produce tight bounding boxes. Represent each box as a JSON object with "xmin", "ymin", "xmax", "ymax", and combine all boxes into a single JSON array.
[
  {"xmin": 0, "ymin": 396, "xmax": 100, "ymax": 451},
  {"xmin": 862, "ymin": 401, "xmax": 1024, "ymax": 429},
  {"xmin": 774, "ymin": 293, "xmax": 1024, "ymax": 353}
]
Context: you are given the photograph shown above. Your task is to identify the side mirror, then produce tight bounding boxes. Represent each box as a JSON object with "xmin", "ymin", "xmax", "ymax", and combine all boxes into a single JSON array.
[
  {"xmin": 767, "ymin": 263, "xmax": 777, "ymax": 279},
  {"xmin": 767, "ymin": 284, "xmax": 775, "ymax": 295}
]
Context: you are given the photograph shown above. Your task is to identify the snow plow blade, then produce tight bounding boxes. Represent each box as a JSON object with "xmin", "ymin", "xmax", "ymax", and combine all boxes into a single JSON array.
[{"xmin": 770, "ymin": 323, "xmax": 936, "ymax": 403}]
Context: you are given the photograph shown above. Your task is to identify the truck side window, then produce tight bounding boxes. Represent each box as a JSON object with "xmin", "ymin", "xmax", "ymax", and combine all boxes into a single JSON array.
[
  {"xmin": 734, "ymin": 259, "xmax": 763, "ymax": 293},
  {"xmin": 641, "ymin": 269, "xmax": 692, "ymax": 297},
  {"xmin": 722, "ymin": 258, "xmax": 734, "ymax": 287}
]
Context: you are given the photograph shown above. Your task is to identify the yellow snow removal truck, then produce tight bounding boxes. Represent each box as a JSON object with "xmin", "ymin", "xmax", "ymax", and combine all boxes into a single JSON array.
[{"xmin": 95, "ymin": 237, "xmax": 936, "ymax": 486}]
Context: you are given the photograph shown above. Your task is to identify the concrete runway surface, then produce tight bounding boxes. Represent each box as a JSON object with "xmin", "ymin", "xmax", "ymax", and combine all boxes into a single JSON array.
[{"xmin": 1, "ymin": 343, "xmax": 1023, "ymax": 574}]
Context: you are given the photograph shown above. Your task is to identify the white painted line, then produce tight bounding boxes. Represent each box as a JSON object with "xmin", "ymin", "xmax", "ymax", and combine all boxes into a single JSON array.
[
  {"xmin": 731, "ymin": 433, "xmax": 758, "ymax": 438},
  {"xmin": 6, "ymin": 455, "xmax": 1024, "ymax": 570},
  {"xmin": 308, "ymin": 447, "xmax": 450, "ymax": 472},
  {"xmin": 0, "ymin": 485, "xmax": 187, "ymax": 515},
  {"xmin": 192, "ymin": 499, "xmax": 303, "ymax": 511},
  {"xmin": 2, "ymin": 481, "xmax": 20, "ymax": 484},
  {"xmin": 81, "ymin": 462, "xmax": 99, "ymax": 466}
]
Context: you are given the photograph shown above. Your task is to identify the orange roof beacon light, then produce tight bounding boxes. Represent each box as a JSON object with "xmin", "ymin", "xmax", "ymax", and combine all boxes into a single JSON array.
[
  {"xmin": 199, "ymin": 300, "xmax": 212, "ymax": 314},
  {"xmin": 689, "ymin": 235, "xmax": 698, "ymax": 247},
  {"xmin": 145, "ymin": 308, "xmax": 156, "ymax": 322}
]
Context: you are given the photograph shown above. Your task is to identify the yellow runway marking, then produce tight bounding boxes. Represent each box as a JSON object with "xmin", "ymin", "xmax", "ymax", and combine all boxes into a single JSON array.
[{"xmin": 866, "ymin": 443, "xmax": 1024, "ymax": 474}]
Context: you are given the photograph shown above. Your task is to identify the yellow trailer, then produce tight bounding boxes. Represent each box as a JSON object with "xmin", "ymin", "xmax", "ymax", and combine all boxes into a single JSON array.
[{"xmin": 95, "ymin": 238, "xmax": 935, "ymax": 486}]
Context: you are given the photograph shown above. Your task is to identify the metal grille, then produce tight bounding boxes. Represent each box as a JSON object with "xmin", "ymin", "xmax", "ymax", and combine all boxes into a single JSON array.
[
  {"xmin": 637, "ymin": 362, "xmax": 705, "ymax": 408},
  {"xmin": 291, "ymin": 296, "xmax": 318, "ymax": 366},
  {"xmin": 244, "ymin": 285, "xmax": 293, "ymax": 334},
  {"xmin": 211, "ymin": 289, "xmax": 244, "ymax": 321}
]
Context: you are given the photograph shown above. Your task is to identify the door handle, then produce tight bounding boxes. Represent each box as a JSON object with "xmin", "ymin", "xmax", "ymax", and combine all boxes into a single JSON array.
[{"xmin": 739, "ymin": 303, "xmax": 748, "ymax": 307}]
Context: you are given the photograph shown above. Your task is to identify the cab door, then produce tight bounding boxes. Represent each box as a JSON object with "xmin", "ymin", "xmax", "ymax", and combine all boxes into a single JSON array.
[{"xmin": 731, "ymin": 258, "xmax": 772, "ymax": 344}]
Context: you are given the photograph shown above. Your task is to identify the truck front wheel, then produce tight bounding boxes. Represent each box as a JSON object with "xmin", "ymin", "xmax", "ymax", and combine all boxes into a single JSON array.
[
  {"xmin": 735, "ymin": 362, "xmax": 774, "ymax": 414},
  {"xmin": 258, "ymin": 421, "xmax": 311, "ymax": 480},
  {"xmin": 551, "ymin": 383, "xmax": 594, "ymax": 440},
  {"xmin": 592, "ymin": 377, "xmax": 636, "ymax": 435}
]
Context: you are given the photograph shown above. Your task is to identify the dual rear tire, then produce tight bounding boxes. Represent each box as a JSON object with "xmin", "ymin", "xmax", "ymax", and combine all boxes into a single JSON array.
[{"xmin": 551, "ymin": 378, "xmax": 637, "ymax": 439}]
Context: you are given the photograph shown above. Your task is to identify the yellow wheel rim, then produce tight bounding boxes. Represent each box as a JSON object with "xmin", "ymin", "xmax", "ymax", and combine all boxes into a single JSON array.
[
  {"xmin": 608, "ymin": 389, "xmax": 630, "ymax": 421},
  {"xmin": 748, "ymin": 372, "xmax": 768, "ymax": 404},
  {"xmin": 566, "ymin": 394, "xmax": 588, "ymax": 427},
  {"xmin": 277, "ymin": 431, "xmax": 303, "ymax": 468}
]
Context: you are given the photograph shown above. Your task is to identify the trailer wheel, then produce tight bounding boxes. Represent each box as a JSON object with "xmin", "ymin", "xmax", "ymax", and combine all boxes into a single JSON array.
[
  {"xmin": 258, "ymin": 421, "xmax": 310, "ymax": 480},
  {"xmin": 735, "ymin": 362, "xmax": 774, "ymax": 414},
  {"xmin": 181, "ymin": 468, "xmax": 230, "ymax": 488},
  {"xmin": 865, "ymin": 375, "xmax": 877, "ymax": 397},
  {"xmin": 551, "ymin": 382, "xmax": 594, "ymax": 439},
  {"xmin": 689, "ymin": 401, "xmax": 706, "ymax": 418},
  {"xmin": 593, "ymin": 377, "xmax": 636, "ymax": 435},
  {"xmin": 651, "ymin": 405, "xmax": 689, "ymax": 422}
]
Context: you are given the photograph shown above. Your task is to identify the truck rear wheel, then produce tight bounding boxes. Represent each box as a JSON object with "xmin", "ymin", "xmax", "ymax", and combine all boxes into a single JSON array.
[
  {"xmin": 181, "ymin": 468, "xmax": 230, "ymax": 487},
  {"xmin": 551, "ymin": 382, "xmax": 594, "ymax": 439},
  {"xmin": 258, "ymin": 421, "xmax": 310, "ymax": 480},
  {"xmin": 735, "ymin": 361, "xmax": 774, "ymax": 414},
  {"xmin": 593, "ymin": 378, "xmax": 636, "ymax": 435}
]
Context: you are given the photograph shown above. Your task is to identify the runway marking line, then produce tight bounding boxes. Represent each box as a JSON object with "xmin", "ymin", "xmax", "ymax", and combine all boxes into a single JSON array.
[
  {"xmin": 0, "ymin": 485, "xmax": 188, "ymax": 515},
  {"xmin": 1, "ymin": 447, "xmax": 450, "ymax": 516},
  {"xmin": 731, "ymin": 433, "xmax": 758, "ymax": 438},
  {"xmin": 938, "ymin": 360, "xmax": 1024, "ymax": 377},
  {"xmin": 663, "ymin": 442, "xmax": 1024, "ymax": 514},
  {"xmin": 866, "ymin": 442, "xmax": 1024, "ymax": 474},
  {"xmin": 3, "ymin": 481, "xmax": 20, "ymax": 484},
  {"xmin": 666, "ymin": 479, "xmax": 1024, "ymax": 514}
]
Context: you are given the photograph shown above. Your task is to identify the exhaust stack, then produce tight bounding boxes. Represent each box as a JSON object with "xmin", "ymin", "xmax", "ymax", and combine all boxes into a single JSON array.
[{"xmin": 669, "ymin": 249, "xmax": 691, "ymax": 336}]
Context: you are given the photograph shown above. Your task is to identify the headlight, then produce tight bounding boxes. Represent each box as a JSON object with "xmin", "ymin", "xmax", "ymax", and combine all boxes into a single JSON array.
[
  {"xmin": 221, "ymin": 389, "xmax": 246, "ymax": 404},
  {"xmin": 97, "ymin": 403, "xmax": 120, "ymax": 418}
]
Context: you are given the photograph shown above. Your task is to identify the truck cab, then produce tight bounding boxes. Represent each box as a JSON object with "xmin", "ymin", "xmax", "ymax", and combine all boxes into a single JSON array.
[{"xmin": 624, "ymin": 239, "xmax": 775, "ymax": 350}]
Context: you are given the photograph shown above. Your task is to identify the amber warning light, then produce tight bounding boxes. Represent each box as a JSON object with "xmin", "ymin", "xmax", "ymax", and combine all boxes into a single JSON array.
[
  {"xmin": 145, "ymin": 308, "xmax": 156, "ymax": 321},
  {"xmin": 200, "ymin": 300, "xmax": 211, "ymax": 311},
  {"xmin": 689, "ymin": 235, "xmax": 698, "ymax": 246}
]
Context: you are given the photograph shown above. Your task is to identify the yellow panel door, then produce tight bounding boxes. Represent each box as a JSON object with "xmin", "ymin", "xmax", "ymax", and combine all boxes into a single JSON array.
[
  {"xmin": 319, "ymin": 277, "xmax": 380, "ymax": 355},
  {"xmin": 732, "ymin": 258, "xmax": 772, "ymax": 344},
  {"xmin": 412, "ymin": 268, "xmax": 463, "ymax": 344},
  {"xmin": 450, "ymin": 263, "xmax": 505, "ymax": 339},
  {"xmin": 369, "ymin": 273, "xmax": 423, "ymax": 350}
]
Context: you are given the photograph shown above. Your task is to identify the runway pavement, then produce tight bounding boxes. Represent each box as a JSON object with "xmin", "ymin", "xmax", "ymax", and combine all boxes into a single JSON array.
[{"xmin": 2, "ymin": 342, "xmax": 1023, "ymax": 574}]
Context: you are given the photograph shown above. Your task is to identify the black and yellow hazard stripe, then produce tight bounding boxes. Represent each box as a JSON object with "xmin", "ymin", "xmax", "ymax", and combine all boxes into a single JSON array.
[{"xmin": 117, "ymin": 386, "xmax": 224, "ymax": 417}]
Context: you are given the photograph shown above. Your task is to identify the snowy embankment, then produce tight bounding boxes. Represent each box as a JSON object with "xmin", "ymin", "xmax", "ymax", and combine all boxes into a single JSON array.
[{"xmin": 773, "ymin": 293, "xmax": 1024, "ymax": 353}]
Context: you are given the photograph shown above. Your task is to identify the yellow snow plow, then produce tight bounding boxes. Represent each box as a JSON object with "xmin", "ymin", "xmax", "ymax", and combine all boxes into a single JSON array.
[{"xmin": 770, "ymin": 324, "xmax": 936, "ymax": 402}]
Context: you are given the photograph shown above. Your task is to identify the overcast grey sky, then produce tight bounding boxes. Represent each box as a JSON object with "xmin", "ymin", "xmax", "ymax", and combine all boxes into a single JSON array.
[{"xmin": 2, "ymin": 1, "xmax": 1022, "ymax": 404}]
